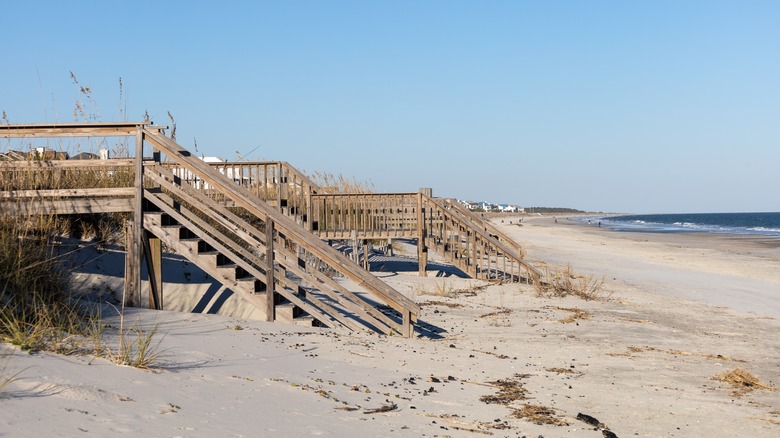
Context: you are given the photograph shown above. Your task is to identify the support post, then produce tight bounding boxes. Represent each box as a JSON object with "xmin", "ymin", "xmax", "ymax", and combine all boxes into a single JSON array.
[
  {"xmin": 362, "ymin": 239, "xmax": 370, "ymax": 270},
  {"xmin": 416, "ymin": 190, "xmax": 428, "ymax": 277},
  {"xmin": 402, "ymin": 310, "xmax": 412, "ymax": 338},
  {"xmin": 124, "ymin": 220, "xmax": 136, "ymax": 307},
  {"xmin": 265, "ymin": 219, "xmax": 275, "ymax": 322},
  {"xmin": 351, "ymin": 229, "xmax": 359, "ymax": 264},
  {"xmin": 469, "ymin": 231, "xmax": 478, "ymax": 278},
  {"xmin": 142, "ymin": 231, "xmax": 163, "ymax": 310},
  {"xmin": 276, "ymin": 163, "xmax": 283, "ymax": 212},
  {"xmin": 305, "ymin": 189, "xmax": 312, "ymax": 231}
]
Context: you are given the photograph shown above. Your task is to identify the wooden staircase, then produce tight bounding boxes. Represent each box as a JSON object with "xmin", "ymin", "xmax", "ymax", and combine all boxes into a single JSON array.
[
  {"xmin": 140, "ymin": 129, "xmax": 419, "ymax": 337},
  {"xmin": 0, "ymin": 122, "xmax": 537, "ymax": 337},
  {"xmin": 420, "ymin": 195, "xmax": 540, "ymax": 283},
  {"xmin": 142, "ymin": 210, "xmax": 313, "ymax": 326}
]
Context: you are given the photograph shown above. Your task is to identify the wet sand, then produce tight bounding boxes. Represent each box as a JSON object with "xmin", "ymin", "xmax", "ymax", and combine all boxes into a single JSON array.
[{"xmin": 499, "ymin": 215, "xmax": 780, "ymax": 321}]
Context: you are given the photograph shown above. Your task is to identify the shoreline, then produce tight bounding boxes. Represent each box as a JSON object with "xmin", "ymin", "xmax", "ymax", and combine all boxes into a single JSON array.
[
  {"xmin": 562, "ymin": 216, "xmax": 780, "ymax": 251},
  {"xmin": 497, "ymin": 215, "xmax": 780, "ymax": 321}
]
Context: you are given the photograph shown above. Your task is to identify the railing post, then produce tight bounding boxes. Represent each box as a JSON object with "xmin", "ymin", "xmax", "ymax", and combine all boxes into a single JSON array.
[
  {"xmin": 276, "ymin": 162, "xmax": 283, "ymax": 213},
  {"xmin": 305, "ymin": 189, "xmax": 313, "ymax": 231},
  {"xmin": 362, "ymin": 239, "xmax": 370, "ymax": 270},
  {"xmin": 417, "ymin": 189, "xmax": 430, "ymax": 277},
  {"xmin": 265, "ymin": 219, "xmax": 276, "ymax": 322},
  {"xmin": 351, "ymin": 229, "xmax": 359, "ymax": 264}
]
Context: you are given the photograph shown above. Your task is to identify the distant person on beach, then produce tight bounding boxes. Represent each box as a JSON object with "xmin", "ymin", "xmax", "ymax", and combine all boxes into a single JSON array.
[{"xmin": 598, "ymin": 221, "xmax": 601, "ymax": 227}]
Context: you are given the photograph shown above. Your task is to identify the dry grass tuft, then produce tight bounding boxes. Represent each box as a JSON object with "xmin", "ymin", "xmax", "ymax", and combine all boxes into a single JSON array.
[
  {"xmin": 714, "ymin": 369, "xmax": 775, "ymax": 396},
  {"xmin": 511, "ymin": 404, "xmax": 570, "ymax": 426},
  {"xmin": 535, "ymin": 265, "xmax": 609, "ymax": 301},
  {"xmin": 0, "ymin": 349, "xmax": 26, "ymax": 396},
  {"xmin": 307, "ymin": 171, "xmax": 374, "ymax": 194}
]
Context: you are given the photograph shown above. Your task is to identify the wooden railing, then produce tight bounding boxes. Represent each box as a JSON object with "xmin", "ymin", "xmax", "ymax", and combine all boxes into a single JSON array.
[
  {"xmin": 439, "ymin": 198, "xmax": 526, "ymax": 256},
  {"xmin": 421, "ymin": 194, "xmax": 541, "ymax": 283},
  {"xmin": 163, "ymin": 160, "xmax": 320, "ymax": 226},
  {"xmin": 0, "ymin": 159, "xmax": 135, "ymax": 215},
  {"xmin": 309, "ymin": 193, "xmax": 419, "ymax": 239}
]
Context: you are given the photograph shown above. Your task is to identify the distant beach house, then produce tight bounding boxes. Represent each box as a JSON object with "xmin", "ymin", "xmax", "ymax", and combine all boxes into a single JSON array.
[
  {"xmin": 496, "ymin": 204, "xmax": 524, "ymax": 213},
  {"xmin": 456, "ymin": 199, "xmax": 524, "ymax": 213}
]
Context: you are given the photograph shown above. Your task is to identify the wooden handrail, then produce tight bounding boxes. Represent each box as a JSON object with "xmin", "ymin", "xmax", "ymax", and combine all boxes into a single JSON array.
[
  {"xmin": 423, "ymin": 194, "xmax": 541, "ymax": 281},
  {"xmin": 0, "ymin": 122, "xmax": 162, "ymax": 138},
  {"xmin": 0, "ymin": 159, "xmax": 135, "ymax": 169},
  {"xmin": 441, "ymin": 198, "xmax": 523, "ymax": 253},
  {"xmin": 0, "ymin": 187, "xmax": 134, "ymax": 199}
]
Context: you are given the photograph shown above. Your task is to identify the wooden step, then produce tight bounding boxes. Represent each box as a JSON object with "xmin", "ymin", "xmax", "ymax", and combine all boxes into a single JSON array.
[
  {"xmin": 235, "ymin": 277, "xmax": 267, "ymax": 294},
  {"xmin": 275, "ymin": 302, "xmax": 314, "ymax": 326}
]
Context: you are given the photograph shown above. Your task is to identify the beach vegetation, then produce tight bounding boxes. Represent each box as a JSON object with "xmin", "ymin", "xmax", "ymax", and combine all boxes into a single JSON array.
[
  {"xmin": 714, "ymin": 368, "xmax": 775, "ymax": 397},
  {"xmin": 0, "ymin": 208, "xmax": 162, "ymax": 369},
  {"xmin": 306, "ymin": 171, "xmax": 374, "ymax": 194},
  {"xmin": 534, "ymin": 265, "xmax": 609, "ymax": 301},
  {"xmin": 433, "ymin": 280, "xmax": 455, "ymax": 298},
  {"xmin": 0, "ymin": 349, "xmax": 26, "ymax": 397},
  {"xmin": 112, "ymin": 319, "xmax": 165, "ymax": 369}
]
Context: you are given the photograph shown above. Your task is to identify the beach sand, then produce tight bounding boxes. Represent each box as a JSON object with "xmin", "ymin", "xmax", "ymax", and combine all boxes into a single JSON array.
[{"xmin": 1, "ymin": 217, "xmax": 778, "ymax": 437}]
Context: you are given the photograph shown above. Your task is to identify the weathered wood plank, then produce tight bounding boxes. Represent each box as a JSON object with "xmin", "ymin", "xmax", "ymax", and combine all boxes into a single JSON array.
[
  {"xmin": 0, "ymin": 122, "xmax": 157, "ymax": 138},
  {"xmin": 0, "ymin": 159, "xmax": 134, "ymax": 169},
  {"xmin": 0, "ymin": 187, "xmax": 134, "ymax": 199},
  {"xmin": 265, "ymin": 219, "xmax": 276, "ymax": 322},
  {"xmin": 130, "ymin": 126, "xmax": 144, "ymax": 308},
  {"xmin": 0, "ymin": 198, "xmax": 133, "ymax": 215}
]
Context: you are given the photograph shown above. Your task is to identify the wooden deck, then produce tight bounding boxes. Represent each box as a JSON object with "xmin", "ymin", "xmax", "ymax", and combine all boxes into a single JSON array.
[{"xmin": 1, "ymin": 122, "xmax": 540, "ymax": 337}]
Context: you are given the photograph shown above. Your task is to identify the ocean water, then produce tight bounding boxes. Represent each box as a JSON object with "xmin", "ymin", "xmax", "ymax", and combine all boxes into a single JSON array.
[{"xmin": 577, "ymin": 212, "xmax": 780, "ymax": 237}]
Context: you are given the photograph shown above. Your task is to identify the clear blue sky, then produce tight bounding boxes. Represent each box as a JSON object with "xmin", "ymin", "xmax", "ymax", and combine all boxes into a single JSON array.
[{"xmin": 2, "ymin": 1, "xmax": 778, "ymax": 213}]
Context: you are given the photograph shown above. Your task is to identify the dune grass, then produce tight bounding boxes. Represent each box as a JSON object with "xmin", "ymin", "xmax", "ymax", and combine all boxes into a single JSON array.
[
  {"xmin": 535, "ymin": 264, "xmax": 609, "ymax": 301},
  {"xmin": 0, "ymin": 211, "xmax": 162, "ymax": 369},
  {"xmin": 0, "ymin": 349, "xmax": 25, "ymax": 397}
]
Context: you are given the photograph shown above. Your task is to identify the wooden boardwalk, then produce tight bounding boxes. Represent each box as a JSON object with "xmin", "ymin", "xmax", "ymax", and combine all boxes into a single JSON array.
[{"xmin": 1, "ymin": 122, "xmax": 539, "ymax": 337}]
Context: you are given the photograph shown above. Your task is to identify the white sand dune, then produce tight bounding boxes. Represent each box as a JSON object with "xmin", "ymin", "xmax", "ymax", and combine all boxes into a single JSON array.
[{"xmin": 1, "ymin": 218, "xmax": 779, "ymax": 437}]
